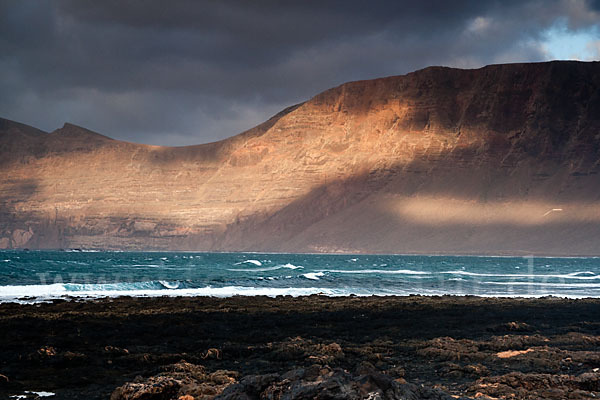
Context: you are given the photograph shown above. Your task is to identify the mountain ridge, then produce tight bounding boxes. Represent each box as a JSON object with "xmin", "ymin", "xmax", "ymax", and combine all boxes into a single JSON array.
[{"xmin": 1, "ymin": 60, "xmax": 600, "ymax": 254}]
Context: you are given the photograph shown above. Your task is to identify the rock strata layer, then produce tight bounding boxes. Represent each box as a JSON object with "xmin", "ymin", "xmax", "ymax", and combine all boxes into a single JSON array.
[{"xmin": 1, "ymin": 61, "xmax": 600, "ymax": 254}]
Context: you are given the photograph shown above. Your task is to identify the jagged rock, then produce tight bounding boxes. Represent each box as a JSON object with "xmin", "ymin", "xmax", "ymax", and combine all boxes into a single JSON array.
[
  {"xmin": 110, "ymin": 361, "xmax": 238, "ymax": 400},
  {"xmin": 104, "ymin": 346, "xmax": 130, "ymax": 356},
  {"xmin": 110, "ymin": 360, "xmax": 462, "ymax": 400},
  {"xmin": 469, "ymin": 371, "xmax": 600, "ymax": 399},
  {"xmin": 489, "ymin": 321, "xmax": 534, "ymax": 333},
  {"xmin": 111, "ymin": 376, "xmax": 182, "ymax": 400},
  {"xmin": 217, "ymin": 365, "xmax": 461, "ymax": 400},
  {"xmin": 437, "ymin": 362, "xmax": 489, "ymax": 378},
  {"xmin": 482, "ymin": 334, "xmax": 550, "ymax": 351},
  {"xmin": 417, "ymin": 337, "xmax": 482, "ymax": 362}
]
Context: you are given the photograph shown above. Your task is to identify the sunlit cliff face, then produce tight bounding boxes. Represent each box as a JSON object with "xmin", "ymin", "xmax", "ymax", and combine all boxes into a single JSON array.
[{"xmin": 1, "ymin": 61, "xmax": 600, "ymax": 254}]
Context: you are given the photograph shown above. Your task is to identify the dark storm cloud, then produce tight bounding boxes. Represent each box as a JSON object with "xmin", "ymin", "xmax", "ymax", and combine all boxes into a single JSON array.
[{"xmin": 1, "ymin": 0, "xmax": 599, "ymax": 145}]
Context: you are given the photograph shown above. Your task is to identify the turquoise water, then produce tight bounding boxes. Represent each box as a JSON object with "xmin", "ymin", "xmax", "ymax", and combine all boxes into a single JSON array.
[{"xmin": 1, "ymin": 250, "xmax": 599, "ymax": 302}]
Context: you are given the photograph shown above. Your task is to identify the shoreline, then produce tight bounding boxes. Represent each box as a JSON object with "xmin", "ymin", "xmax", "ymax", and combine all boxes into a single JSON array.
[
  {"xmin": 1, "ymin": 295, "xmax": 599, "ymax": 399},
  {"xmin": 3, "ymin": 293, "xmax": 600, "ymax": 306},
  {"xmin": 4, "ymin": 248, "xmax": 600, "ymax": 258}
]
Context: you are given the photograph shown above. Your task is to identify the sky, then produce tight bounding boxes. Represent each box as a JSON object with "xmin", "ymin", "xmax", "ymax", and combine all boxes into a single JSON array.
[{"xmin": 1, "ymin": 0, "xmax": 599, "ymax": 146}]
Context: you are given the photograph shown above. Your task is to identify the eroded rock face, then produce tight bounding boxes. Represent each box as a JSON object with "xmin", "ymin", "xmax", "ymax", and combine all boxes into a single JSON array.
[
  {"xmin": 219, "ymin": 366, "xmax": 461, "ymax": 400},
  {"xmin": 469, "ymin": 372, "xmax": 600, "ymax": 399},
  {"xmin": 111, "ymin": 362, "xmax": 460, "ymax": 400},
  {"xmin": 2, "ymin": 61, "xmax": 600, "ymax": 254},
  {"xmin": 108, "ymin": 332, "xmax": 600, "ymax": 399},
  {"xmin": 110, "ymin": 362, "xmax": 238, "ymax": 400}
]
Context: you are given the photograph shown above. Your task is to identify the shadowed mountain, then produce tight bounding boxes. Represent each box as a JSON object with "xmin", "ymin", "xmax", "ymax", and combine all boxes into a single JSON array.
[{"xmin": 1, "ymin": 61, "xmax": 600, "ymax": 254}]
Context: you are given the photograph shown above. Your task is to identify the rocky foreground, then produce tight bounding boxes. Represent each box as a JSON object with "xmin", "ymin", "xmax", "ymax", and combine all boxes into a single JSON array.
[{"xmin": 0, "ymin": 296, "xmax": 599, "ymax": 399}]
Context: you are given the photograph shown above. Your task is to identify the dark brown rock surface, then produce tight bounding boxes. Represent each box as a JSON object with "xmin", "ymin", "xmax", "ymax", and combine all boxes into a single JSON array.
[{"xmin": 1, "ymin": 296, "xmax": 599, "ymax": 399}]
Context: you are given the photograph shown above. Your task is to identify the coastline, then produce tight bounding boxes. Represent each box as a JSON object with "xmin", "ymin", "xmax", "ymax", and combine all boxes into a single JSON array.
[
  {"xmin": 1, "ymin": 295, "xmax": 599, "ymax": 399},
  {"xmin": 5, "ymin": 248, "xmax": 600, "ymax": 258}
]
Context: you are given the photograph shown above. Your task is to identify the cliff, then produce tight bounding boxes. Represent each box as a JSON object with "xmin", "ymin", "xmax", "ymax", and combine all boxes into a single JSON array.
[{"xmin": 1, "ymin": 61, "xmax": 600, "ymax": 255}]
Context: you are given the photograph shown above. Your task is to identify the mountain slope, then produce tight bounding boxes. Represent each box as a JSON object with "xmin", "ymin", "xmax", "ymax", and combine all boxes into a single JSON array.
[{"xmin": 1, "ymin": 61, "xmax": 600, "ymax": 254}]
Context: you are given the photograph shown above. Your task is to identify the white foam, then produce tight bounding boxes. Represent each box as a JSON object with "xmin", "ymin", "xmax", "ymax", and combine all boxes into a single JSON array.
[
  {"xmin": 130, "ymin": 264, "xmax": 163, "ymax": 268},
  {"xmin": 303, "ymin": 272, "xmax": 325, "ymax": 280},
  {"xmin": 441, "ymin": 270, "xmax": 600, "ymax": 280},
  {"xmin": 0, "ymin": 284, "xmax": 376, "ymax": 302},
  {"xmin": 1, "ymin": 282, "xmax": 597, "ymax": 303},
  {"xmin": 10, "ymin": 391, "xmax": 55, "ymax": 398},
  {"xmin": 64, "ymin": 281, "xmax": 167, "ymax": 291},
  {"xmin": 483, "ymin": 281, "xmax": 600, "ymax": 287},
  {"xmin": 280, "ymin": 263, "xmax": 303, "ymax": 269},
  {"xmin": 31, "ymin": 392, "xmax": 54, "ymax": 398},
  {"xmin": 0, "ymin": 283, "xmax": 67, "ymax": 299},
  {"xmin": 228, "ymin": 266, "xmax": 286, "ymax": 272},
  {"xmin": 323, "ymin": 269, "xmax": 430, "ymax": 275},
  {"xmin": 158, "ymin": 280, "xmax": 180, "ymax": 289},
  {"xmin": 234, "ymin": 259, "xmax": 262, "ymax": 266},
  {"xmin": 227, "ymin": 263, "xmax": 303, "ymax": 272}
]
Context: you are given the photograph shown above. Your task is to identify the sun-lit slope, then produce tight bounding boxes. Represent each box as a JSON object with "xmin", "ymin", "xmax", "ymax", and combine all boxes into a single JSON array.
[{"xmin": 1, "ymin": 61, "xmax": 600, "ymax": 254}]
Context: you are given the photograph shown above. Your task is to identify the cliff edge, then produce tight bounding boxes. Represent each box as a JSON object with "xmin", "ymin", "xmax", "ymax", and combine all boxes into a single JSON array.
[{"xmin": 1, "ymin": 61, "xmax": 600, "ymax": 255}]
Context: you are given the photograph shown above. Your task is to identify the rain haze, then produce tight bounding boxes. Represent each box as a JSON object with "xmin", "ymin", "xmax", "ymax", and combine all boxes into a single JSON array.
[{"xmin": 1, "ymin": 0, "xmax": 599, "ymax": 145}]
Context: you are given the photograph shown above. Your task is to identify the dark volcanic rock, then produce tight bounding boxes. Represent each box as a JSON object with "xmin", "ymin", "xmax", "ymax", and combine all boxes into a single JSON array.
[
  {"xmin": 469, "ymin": 371, "xmax": 600, "ymax": 399},
  {"xmin": 113, "ymin": 362, "xmax": 460, "ymax": 400},
  {"xmin": 2, "ymin": 296, "xmax": 600, "ymax": 399},
  {"xmin": 217, "ymin": 365, "xmax": 459, "ymax": 400},
  {"xmin": 110, "ymin": 361, "xmax": 238, "ymax": 400}
]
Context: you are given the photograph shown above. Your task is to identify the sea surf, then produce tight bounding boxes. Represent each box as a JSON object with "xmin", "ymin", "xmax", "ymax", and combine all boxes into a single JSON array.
[{"xmin": 1, "ymin": 250, "xmax": 599, "ymax": 303}]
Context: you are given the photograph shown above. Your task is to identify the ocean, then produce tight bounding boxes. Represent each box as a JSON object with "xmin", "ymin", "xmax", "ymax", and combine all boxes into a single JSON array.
[{"xmin": 0, "ymin": 250, "xmax": 599, "ymax": 302}]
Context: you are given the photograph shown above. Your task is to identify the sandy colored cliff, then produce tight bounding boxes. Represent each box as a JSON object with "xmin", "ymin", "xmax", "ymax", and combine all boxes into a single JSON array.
[{"xmin": 1, "ymin": 61, "xmax": 600, "ymax": 254}]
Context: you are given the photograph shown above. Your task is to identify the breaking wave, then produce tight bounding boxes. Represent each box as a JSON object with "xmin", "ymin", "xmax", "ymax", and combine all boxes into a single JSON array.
[
  {"xmin": 0, "ymin": 283, "xmax": 380, "ymax": 303},
  {"xmin": 2, "ymin": 250, "xmax": 600, "ymax": 302},
  {"xmin": 323, "ymin": 269, "xmax": 430, "ymax": 275},
  {"xmin": 441, "ymin": 270, "xmax": 600, "ymax": 280},
  {"xmin": 227, "ymin": 263, "xmax": 303, "ymax": 272},
  {"xmin": 302, "ymin": 272, "xmax": 325, "ymax": 280}
]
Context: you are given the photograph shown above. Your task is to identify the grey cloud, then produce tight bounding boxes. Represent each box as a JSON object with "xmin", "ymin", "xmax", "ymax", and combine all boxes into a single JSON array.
[{"xmin": 0, "ymin": 0, "xmax": 598, "ymax": 145}]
